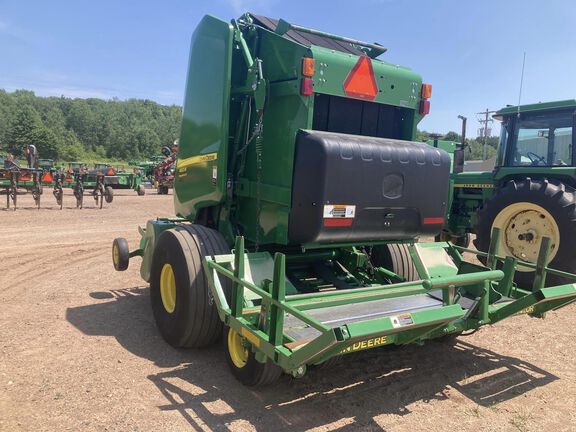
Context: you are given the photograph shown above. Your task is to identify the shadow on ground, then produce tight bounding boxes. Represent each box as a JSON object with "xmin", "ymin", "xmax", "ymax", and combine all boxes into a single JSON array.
[{"xmin": 67, "ymin": 288, "xmax": 557, "ymax": 431}]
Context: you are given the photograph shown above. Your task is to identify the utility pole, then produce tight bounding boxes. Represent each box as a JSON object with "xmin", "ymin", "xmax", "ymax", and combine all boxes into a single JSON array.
[{"xmin": 476, "ymin": 109, "xmax": 495, "ymax": 160}]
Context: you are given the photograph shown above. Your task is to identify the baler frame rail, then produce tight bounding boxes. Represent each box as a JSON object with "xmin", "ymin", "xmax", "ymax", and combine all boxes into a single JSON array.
[
  {"xmin": 203, "ymin": 231, "xmax": 576, "ymax": 377},
  {"xmin": 450, "ymin": 228, "xmax": 576, "ymax": 291}
]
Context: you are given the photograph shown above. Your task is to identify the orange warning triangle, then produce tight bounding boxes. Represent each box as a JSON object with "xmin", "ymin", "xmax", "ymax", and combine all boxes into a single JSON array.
[{"xmin": 343, "ymin": 56, "xmax": 378, "ymax": 101}]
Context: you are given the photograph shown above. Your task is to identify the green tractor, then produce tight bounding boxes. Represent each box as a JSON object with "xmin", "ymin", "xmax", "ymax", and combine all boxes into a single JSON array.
[
  {"xmin": 442, "ymin": 100, "xmax": 576, "ymax": 287},
  {"xmin": 112, "ymin": 14, "xmax": 576, "ymax": 386}
]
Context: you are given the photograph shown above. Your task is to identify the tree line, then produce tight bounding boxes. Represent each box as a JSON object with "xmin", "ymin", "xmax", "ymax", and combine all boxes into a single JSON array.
[
  {"xmin": 0, "ymin": 89, "xmax": 499, "ymax": 164},
  {"xmin": 0, "ymin": 90, "xmax": 182, "ymax": 162}
]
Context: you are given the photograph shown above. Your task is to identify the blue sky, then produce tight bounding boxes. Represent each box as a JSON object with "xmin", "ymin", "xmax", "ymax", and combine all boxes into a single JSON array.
[{"xmin": 1, "ymin": 0, "xmax": 575, "ymax": 135}]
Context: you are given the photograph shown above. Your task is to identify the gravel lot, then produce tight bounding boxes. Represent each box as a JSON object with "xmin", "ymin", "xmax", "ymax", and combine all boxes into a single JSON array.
[{"xmin": 1, "ymin": 190, "xmax": 575, "ymax": 431}]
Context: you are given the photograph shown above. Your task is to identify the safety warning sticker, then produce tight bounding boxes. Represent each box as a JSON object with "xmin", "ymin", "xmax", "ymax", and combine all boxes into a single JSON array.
[
  {"xmin": 323, "ymin": 204, "xmax": 356, "ymax": 218},
  {"xmin": 390, "ymin": 313, "xmax": 414, "ymax": 328}
]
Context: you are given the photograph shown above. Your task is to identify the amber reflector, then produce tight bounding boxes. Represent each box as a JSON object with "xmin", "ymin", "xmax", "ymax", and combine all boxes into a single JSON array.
[
  {"xmin": 302, "ymin": 58, "xmax": 315, "ymax": 77},
  {"xmin": 421, "ymin": 83, "xmax": 432, "ymax": 99}
]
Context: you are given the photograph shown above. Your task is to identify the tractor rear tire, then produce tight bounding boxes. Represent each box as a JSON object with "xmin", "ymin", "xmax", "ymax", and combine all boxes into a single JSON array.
[
  {"xmin": 370, "ymin": 243, "xmax": 419, "ymax": 281},
  {"xmin": 150, "ymin": 225, "xmax": 230, "ymax": 348},
  {"xmin": 223, "ymin": 326, "xmax": 282, "ymax": 387},
  {"xmin": 112, "ymin": 238, "xmax": 130, "ymax": 271},
  {"xmin": 105, "ymin": 186, "xmax": 114, "ymax": 203},
  {"xmin": 474, "ymin": 178, "xmax": 576, "ymax": 288}
]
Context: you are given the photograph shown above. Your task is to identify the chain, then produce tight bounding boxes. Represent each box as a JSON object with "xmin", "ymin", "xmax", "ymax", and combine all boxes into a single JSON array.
[{"xmin": 254, "ymin": 112, "xmax": 264, "ymax": 251}]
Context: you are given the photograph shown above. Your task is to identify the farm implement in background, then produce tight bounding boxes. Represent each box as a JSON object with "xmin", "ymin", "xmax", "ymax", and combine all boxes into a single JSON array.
[
  {"xmin": 153, "ymin": 145, "xmax": 178, "ymax": 195},
  {"xmin": 1, "ymin": 160, "xmax": 114, "ymax": 210},
  {"xmin": 0, "ymin": 166, "xmax": 43, "ymax": 210},
  {"xmin": 93, "ymin": 164, "xmax": 146, "ymax": 196}
]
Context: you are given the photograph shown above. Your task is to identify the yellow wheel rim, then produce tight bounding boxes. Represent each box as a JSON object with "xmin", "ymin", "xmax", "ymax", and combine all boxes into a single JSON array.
[
  {"xmin": 160, "ymin": 263, "xmax": 176, "ymax": 313},
  {"xmin": 227, "ymin": 328, "xmax": 249, "ymax": 368},
  {"xmin": 492, "ymin": 202, "xmax": 560, "ymax": 272},
  {"xmin": 112, "ymin": 243, "xmax": 119, "ymax": 267}
]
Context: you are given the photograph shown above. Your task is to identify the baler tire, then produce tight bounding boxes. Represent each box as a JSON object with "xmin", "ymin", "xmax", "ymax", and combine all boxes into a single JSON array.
[
  {"xmin": 112, "ymin": 238, "xmax": 130, "ymax": 271},
  {"xmin": 150, "ymin": 225, "xmax": 229, "ymax": 348},
  {"xmin": 137, "ymin": 185, "xmax": 145, "ymax": 196},
  {"xmin": 370, "ymin": 243, "xmax": 418, "ymax": 282},
  {"xmin": 223, "ymin": 326, "xmax": 282, "ymax": 387},
  {"xmin": 105, "ymin": 186, "xmax": 114, "ymax": 203},
  {"xmin": 474, "ymin": 178, "xmax": 576, "ymax": 288}
]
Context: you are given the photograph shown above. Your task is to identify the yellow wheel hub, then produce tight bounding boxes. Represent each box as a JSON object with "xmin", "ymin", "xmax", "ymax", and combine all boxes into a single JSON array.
[
  {"xmin": 227, "ymin": 328, "xmax": 249, "ymax": 368},
  {"xmin": 492, "ymin": 202, "xmax": 560, "ymax": 272},
  {"xmin": 160, "ymin": 263, "xmax": 176, "ymax": 313},
  {"xmin": 112, "ymin": 243, "xmax": 119, "ymax": 267}
]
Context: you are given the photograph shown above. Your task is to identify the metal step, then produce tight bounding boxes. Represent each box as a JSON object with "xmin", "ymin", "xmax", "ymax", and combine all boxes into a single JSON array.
[{"xmin": 284, "ymin": 293, "xmax": 443, "ymax": 341}]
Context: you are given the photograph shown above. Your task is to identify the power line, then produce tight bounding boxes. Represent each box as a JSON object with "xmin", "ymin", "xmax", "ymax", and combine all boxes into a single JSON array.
[{"xmin": 476, "ymin": 108, "xmax": 496, "ymax": 160}]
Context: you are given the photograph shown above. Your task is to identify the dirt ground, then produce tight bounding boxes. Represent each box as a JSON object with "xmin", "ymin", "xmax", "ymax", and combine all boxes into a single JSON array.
[{"xmin": 0, "ymin": 190, "xmax": 575, "ymax": 432}]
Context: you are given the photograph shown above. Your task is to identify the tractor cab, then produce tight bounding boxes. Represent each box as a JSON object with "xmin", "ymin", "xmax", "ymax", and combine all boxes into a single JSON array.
[
  {"xmin": 442, "ymin": 100, "xmax": 576, "ymax": 288},
  {"xmin": 495, "ymin": 100, "xmax": 576, "ymax": 171}
]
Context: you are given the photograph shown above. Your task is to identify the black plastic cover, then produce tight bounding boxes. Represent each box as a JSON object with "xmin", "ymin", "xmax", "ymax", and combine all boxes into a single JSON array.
[{"xmin": 288, "ymin": 130, "xmax": 451, "ymax": 244}]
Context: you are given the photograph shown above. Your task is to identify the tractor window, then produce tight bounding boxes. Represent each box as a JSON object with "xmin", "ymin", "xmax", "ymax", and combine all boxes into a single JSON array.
[{"xmin": 507, "ymin": 111, "xmax": 573, "ymax": 167}]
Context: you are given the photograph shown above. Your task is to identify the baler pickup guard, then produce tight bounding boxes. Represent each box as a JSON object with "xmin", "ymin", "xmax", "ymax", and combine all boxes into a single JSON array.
[{"xmin": 202, "ymin": 228, "xmax": 576, "ymax": 378}]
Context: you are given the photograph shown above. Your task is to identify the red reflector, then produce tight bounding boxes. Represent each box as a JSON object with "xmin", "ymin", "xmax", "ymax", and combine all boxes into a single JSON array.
[
  {"xmin": 42, "ymin": 173, "xmax": 53, "ymax": 183},
  {"xmin": 301, "ymin": 77, "xmax": 314, "ymax": 96},
  {"xmin": 419, "ymin": 100, "xmax": 430, "ymax": 116},
  {"xmin": 423, "ymin": 217, "xmax": 444, "ymax": 225},
  {"xmin": 343, "ymin": 56, "xmax": 378, "ymax": 100},
  {"xmin": 324, "ymin": 218, "xmax": 353, "ymax": 227}
]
